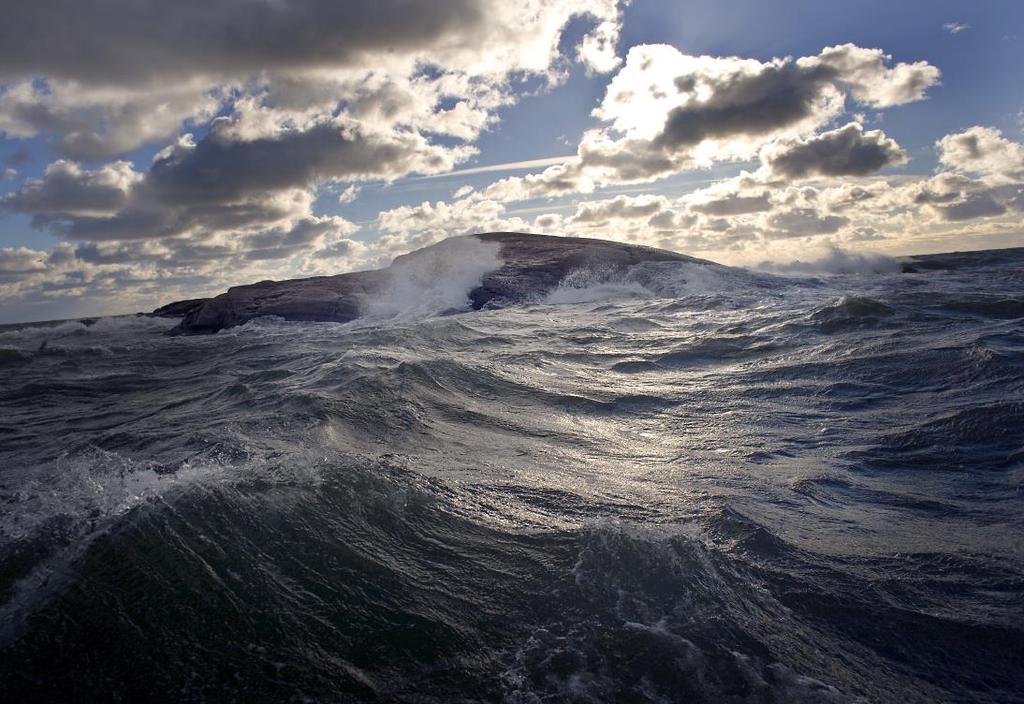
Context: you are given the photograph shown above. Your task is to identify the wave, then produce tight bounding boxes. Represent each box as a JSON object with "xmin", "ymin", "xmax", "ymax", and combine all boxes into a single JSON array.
[
  {"xmin": 758, "ymin": 247, "xmax": 903, "ymax": 275},
  {"xmin": 1, "ymin": 246, "xmax": 1023, "ymax": 702},
  {"xmin": 544, "ymin": 260, "xmax": 783, "ymax": 307},
  {"xmin": 365, "ymin": 236, "xmax": 504, "ymax": 320}
]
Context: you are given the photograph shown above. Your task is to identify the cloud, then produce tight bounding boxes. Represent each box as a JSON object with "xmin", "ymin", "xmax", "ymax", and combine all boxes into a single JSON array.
[
  {"xmin": 814, "ymin": 44, "xmax": 940, "ymax": 108},
  {"xmin": 0, "ymin": 1, "xmax": 626, "ymax": 158},
  {"xmin": 2, "ymin": 155, "xmax": 321, "ymax": 242},
  {"xmin": 0, "ymin": 0, "xmax": 639, "ymax": 318},
  {"xmin": 937, "ymin": 126, "xmax": 1024, "ymax": 182},
  {"xmin": 0, "ymin": 80, "xmax": 219, "ymax": 160},
  {"xmin": 7, "ymin": 20, "xmax": 1014, "ymax": 320},
  {"xmin": 2, "ymin": 160, "xmax": 139, "ymax": 218},
  {"xmin": 766, "ymin": 207, "xmax": 849, "ymax": 237},
  {"xmin": 147, "ymin": 121, "xmax": 473, "ymax": 207},
  {"xmin": 363, "ymin": 123, "xmax": 1023, "ymax": 273},
  {"xmin": 240, "ymin": 216, "xmax": 358, "ymax": 261},
  {"xmin": 0, "ymin": 247, "xmax": 52, "ymax": 282},
  {"xmin": 762, "ymin": 122, "xmax": 906, "ymax": 179},
  {"xmin": 376, "ymin": 196, "xmax": 528, "ymax": 243},
  {"xmin": 933, "ymin": 192, "xmax": 1008, "ymax": 221},
  {"xmin": 892, "ymin": 127, "xmax": 1024, "ymax": 224},
  {"xmin": 0, "ymin": 1, "xmax": 618, "ymax": 86},
  {"xmin": 2, "ymin": 114, "xmax": 479, "ymax": 246},
  {"xmin": 569, "ymin": 194, "xmax": 667, "ymax": 223},
  {"xmin": 338, "ymin": 184, "xmax": 361, "ymax": 204},
  {"xmin": 462, "ymin": 43, "xmax": 938, "ymax": 199},
  {"xmin": 577, "ymin": 19, "xmax": 624, "ymax": 73},
  {"xmin": 689, "ymin": 191, "xmax": 772, "ymax": 216}
]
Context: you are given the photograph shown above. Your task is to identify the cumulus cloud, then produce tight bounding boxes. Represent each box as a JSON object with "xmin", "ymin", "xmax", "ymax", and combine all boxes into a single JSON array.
[
  {"xmin": 762, "ymin": 122, "xmax": 906, "ymax": 179},
  {"xmin": 890, "ymin": 128, "xmax": 1024, "ymax": 225},
  {"xmin": 577, "ymin": 19, "xmax": 624, "ymax": 73},
  {"xmin": 240, "ymin": 216, "xmax": 358, "ymax": 261},
  {"xmin": 570, "ymin": 194, "xmax": 667, "ymax": 223},
  {"xmin": 0, "ymin": 1, "xmax": 625, "ymax": 158},
  {"xmin": 459, "ymin": 43, "xmax": 937, "ymax": 200},
  {"xmin": 933, "ymin": 192, "xmax": 1008, "ymax": 221},
  {"xmin": 689, "ymin": 191, "xmax": 772, "ymax": 216},
  {"xmin": 526, "ymin": 126, "xmax": 1023, "ymax": 261},
  {"xmin": 0, "ymin": 1, "xmax": 619, "ymax": 85},
  {"xmin": 937, "ymin": 126, "xmax": 1024, "ymax": 182},
  {"xmin": 147, "ymin": 121, "xmax": 474, "ymax": 206},
  {"xmin": 3, "ymin": 160, "xmax": 139, "ymax": 218},
  {"xmin": 813, "ymin": 44, "xmax": 940, "ymax": 108},
  {"xmin": 766, "ymin": 207, "xmax": 849, "ymax": 237},
  {"xmin": 597, "ymin": 43, "xmax": 933, "ymax": 167},
  {"xmin": 0, "ymin": 247, "xmax": 52, "ymax": 282},
  {"xmin": 0, "ymin": 80, "xmax": 219, "ymax": 160},
  {"xmin": 376, "ymin": 196, "xmax": 529, "ymax": 243}
]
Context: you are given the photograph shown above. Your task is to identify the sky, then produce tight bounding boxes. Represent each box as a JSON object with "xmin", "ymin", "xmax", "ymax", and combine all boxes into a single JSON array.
[{"xmin": 0, "ymin": 0, "xmax": 1022, "ymax": 323}]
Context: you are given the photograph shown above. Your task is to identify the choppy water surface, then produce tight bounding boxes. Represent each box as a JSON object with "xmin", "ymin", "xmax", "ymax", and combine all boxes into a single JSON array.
[{"xmin": 1, "ymin": 248, "xmax": 1022, "ymax": 703}]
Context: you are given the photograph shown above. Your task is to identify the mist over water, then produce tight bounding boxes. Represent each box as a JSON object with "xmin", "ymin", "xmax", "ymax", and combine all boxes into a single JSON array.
[
  {"xmin": 0, "ymin": 249, "xmax": 1022, "ymax": 703},
  {"xmin": 366, "ymin": 237, "xmax": 504, "ymax": 320}
]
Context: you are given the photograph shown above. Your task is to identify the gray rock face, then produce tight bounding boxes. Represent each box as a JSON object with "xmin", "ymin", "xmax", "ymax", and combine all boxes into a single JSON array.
[
  {"xmin": 168, "ymin": 232, "xmax": 712, "ymax": 334},
  {"xmin": 150, "ymin": 298, "xmax": 210, "ymax": 318}
]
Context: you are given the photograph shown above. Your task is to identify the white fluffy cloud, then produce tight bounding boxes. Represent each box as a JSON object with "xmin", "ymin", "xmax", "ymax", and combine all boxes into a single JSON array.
[
  {"xmin": 937, "ymin": 126, "xmax": 1024, "ymax": 183},
  {"xmin": 387, "ymin": 41, "xmax": 945, "ymax": 262},
  {"xmin": 456, "ymin": 43, "xmax": 938, "ymax": 201}
]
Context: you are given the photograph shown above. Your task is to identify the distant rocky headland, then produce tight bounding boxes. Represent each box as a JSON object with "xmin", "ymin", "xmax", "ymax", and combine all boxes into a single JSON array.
[{"xmin": 155, "ymin": 232, "xmax": 712, "ymax": 334}]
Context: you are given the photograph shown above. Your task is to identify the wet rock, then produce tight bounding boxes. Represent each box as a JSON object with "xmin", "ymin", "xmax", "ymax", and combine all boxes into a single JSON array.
[{"xmin": 169, "ymin": 232, "xmax": 713, "ymax": 334}]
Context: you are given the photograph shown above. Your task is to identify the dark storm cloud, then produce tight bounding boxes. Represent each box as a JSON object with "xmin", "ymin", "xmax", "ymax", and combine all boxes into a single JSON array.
[
  {"xmin": 653, "ymin": 62, "xmax": 839, "ymax": 152},
  {"xmin": 0, "ymin": 1, "xmax": 623, "ymax": 161},
  {"xmin": 147, "ymin": 122, "xmax": 457, "ymax": 206},
  {"xmin": 764, "ymin": 123, "xmax": 906, "ymax": 180},
  {"xmin": 0, "ymin": 0, "xmax": 485, "ymax": 85}
]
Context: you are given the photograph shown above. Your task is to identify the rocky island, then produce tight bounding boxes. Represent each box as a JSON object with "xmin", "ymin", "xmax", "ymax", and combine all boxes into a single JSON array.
[{"xmin": 159, "ymin": 232, "xmax": 714, "ymax": 334}]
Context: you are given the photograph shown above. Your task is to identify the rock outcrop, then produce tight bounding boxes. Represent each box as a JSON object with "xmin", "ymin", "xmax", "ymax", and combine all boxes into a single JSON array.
[
  {"xmin": 164, "ymin": 232, "xmax": 712, "ymax": 334},
  {"xmin": 150, "ymin": 298, "xmax": 210, "ymax": 318}
]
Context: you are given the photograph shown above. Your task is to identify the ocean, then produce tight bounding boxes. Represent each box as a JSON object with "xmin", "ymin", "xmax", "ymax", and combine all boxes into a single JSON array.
[{"xmin": 0, "ymin": 247, "xmax": 1022, "ymax": 703}]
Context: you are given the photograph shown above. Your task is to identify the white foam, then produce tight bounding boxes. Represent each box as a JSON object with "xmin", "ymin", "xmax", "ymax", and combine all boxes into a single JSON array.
[
  {"xmin": 543, "ymin": 260, "xmax": 752, "ymax": 305},
  {"xmin": 0, "ymin": 315, "xmax": 173, "ymax": 352},
  {"xmin": 757, "ymin": 247, "xmax": 902, "ymax": 275},
  {"xmin": 365, "ymin": 237, "xmax": 503, "ymax": 321}
]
